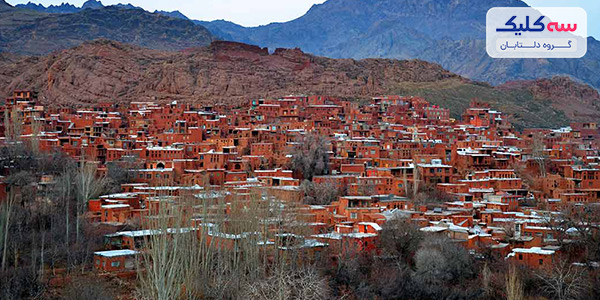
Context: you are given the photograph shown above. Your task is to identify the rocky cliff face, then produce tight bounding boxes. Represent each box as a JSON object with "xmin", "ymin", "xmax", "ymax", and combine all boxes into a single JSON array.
[
  {"xmin": 1, "ymin": 39, "xmax": 596, "ymax": 129},
  {"xmin": 0, "ymin": 40, "xmax": 460, "ymax": 106}
]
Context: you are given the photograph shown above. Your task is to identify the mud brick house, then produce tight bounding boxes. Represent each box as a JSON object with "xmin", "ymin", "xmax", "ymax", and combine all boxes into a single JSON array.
[
  {"xmin": 94, "ymin": 250, "xmax": 139, "ymax": 273},
  {"xmin": 100, "ymin": 204, "xmax": 132, "ymax": 223},
  {"xmin": 506, "ymin": 247, "xmax": 558, "ymax": 269},
  {"xmin": 416, "ymin": 159, "xmax": 453, "ymax": 184}
]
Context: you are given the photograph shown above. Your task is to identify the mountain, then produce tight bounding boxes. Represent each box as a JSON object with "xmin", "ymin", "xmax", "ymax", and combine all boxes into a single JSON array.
[
  {"xmin": 0, "ymin": 5, "xmax": 214, "ymax": 55},
  {"xmin": 200, "ymin": 0, "xmax": 600, "ymax": 89},
  {"xmin": 155, "ymin": 10, "xmax": 189, "ymax": 20},
  {"xmin": 15, "ymin": 0, "xmax": 184, "ymax": 18},
  {"xmin": 498, "ymin": 77, "xmax": 600, "ymax": 122},
  {"xmin": 16, "ymin": 2, "xmax": 80, "ymax": 13},
  {"xmin": 0, "ymin": 39, "xmax": 596, "ymax": 129},
  {"xmin": 81, "ymin": 0, "xmax": 103, "ymax": 10},
  {"xmin": 0, "ymin": 39, "xmax": 460, "ymax": 105}
]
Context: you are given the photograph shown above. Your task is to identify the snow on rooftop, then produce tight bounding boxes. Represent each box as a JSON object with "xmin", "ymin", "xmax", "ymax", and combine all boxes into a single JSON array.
[
  {"xmin": 357, "ymin": 222, "xmax": 382, "ymax": 231},
  {"xmin": 101, "ymin": 204, "xmax": 130, "ymax": 209},
  {"xmin": 509, "ymin": 247, "xmax": 555, "ymax": 256},
  {"xmin": 94, "ymin": 249, "xmax": 138, "ymax": 257}
]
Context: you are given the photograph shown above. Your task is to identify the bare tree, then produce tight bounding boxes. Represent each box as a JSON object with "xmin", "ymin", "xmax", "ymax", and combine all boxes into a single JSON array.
[
  {"xmin": 416, "ymin": 236, "xmax": 475, "ymax": 284},
  {"xmin": 532, "ymin": 132, "xmax": 547, "ymax": 177},
  {"xmin": 0, "ymin": 188, "xmax": 15, "ymax": 271},
  {"xmin": 243, "ymin": 267, "xmax": 330, "ymax": 300},
  {"xmin": 413, "ymin": 183, "xmax": 454, "ymax": 206},
  {"xmin": 414, "ymin": 247, "xmax": 448, "ymax": 287},
  {"xmin": 137, "ymin": 201, "xmax": 193, "ymax": 300},
  {"xmin": 505, "ymin": 265, "xmax": 524, "ymax": 300},
  {"xmin": 544, "ymin": 204, "xmax": 600, "ymax": 263},
  {"xmin": 378, "ymin": 217, "xmax": 423, "ymax": 266},
  {"xmin": 106, "ymin": 155, "xmax": 142, "ymax": 192},
  {"xmin": 1, "ymin": 171, "xmax": 34, "ymax": 271},
  {"xmin": 537, "ymin": 260, "xmax": 587, "ymax": 300},
  {"xmin": 356, "ymin": 182, "xmax": 376, "ymax": 196},
  {"xmin": 290, "ymin": 133, "xmax": 330, "ymax": 180},
  {"xmin": 301, "ymin": 180, "xmax": 345, "ymax": 205},
  {"xmin": 30, "ymin": 118, "xmax": 41, "ymax": 156},
  {"xmin": 413, "ymin": 158, "xmax": 420, "ymax": 199},
  {"xmin": 55, "ymin": 171, "xmax": 75, "ymax": 265},
  {"xmin": 74, "ymin": 161, "xmax": 109, "ymax": 243},
  {"xmin": 4, "ymin": 109, "xmax": 22, "ymax": 142}
]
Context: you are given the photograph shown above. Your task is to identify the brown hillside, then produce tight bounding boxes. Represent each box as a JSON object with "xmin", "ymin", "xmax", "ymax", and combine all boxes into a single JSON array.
[
  {"xmin": 0, "ymin": 39, "xmax": 461, "ymax": 106},
  {"xmin": 1, "ymin": 39, "xmax": 598, "ymax": 129}
]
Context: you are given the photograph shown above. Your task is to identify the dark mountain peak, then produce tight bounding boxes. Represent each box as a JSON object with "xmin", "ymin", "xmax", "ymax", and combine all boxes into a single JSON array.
[
  {"xmin": 204, "ymin": 0, "xmax": 598, "ymax": 90},
  {"xmin": 18, "ymin": 2, "xmax": 43, "ymax": 9},
  {"xmin": 82, "ymin": 0, "xmax": 104, "ymax": 10},
  {"xmin": 154, "ymin": 10, "xmax": 189, "ymax": 20},
  {"xmin": 0, "ymin": 0, "xmax": 11, "ymax": 7},
  {"xmin": 16, "ymin": 1, "xmax": 143, "ymax": 13},
  {"xmin": 0, "ymin": 4, "xmax": 214, "ymax": 55},
  {"xmin": 114, "ymin": 3, "xmax": 141, "ymax": 10},
  {"xmin": 15, "ymin": 1, "xmax": 80, "ymax": 13}
]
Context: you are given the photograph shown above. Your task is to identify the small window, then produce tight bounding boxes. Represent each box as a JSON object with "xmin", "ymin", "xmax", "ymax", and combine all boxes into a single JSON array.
[
  {"xmin": 539, "ymin": 259, "xmax": 543, "ymax": 265},
  {"xmin": 111, "ymin": 261, "xmax": 120, "ymax": 267},
  {"xmin": 350, "ymin": 212, "xmax": 357, "ymax": 219}
]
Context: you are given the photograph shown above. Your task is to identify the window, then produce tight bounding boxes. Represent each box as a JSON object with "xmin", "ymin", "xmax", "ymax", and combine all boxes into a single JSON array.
[
  {"xmin": 111, "ymin": 261, "xmax": 120, "ymax": 267},
  {"xmin": 539, "ymin": 259, "xmax": 543, "ymax": 265},
  {"xmin": 350, "ymin": 212, "xmax": 357, "ymax": 219}
]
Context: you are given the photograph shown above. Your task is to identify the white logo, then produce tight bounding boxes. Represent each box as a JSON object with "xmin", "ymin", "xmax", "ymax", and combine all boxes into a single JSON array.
[{"xmin": 486, "ymin": 7, "xmax": 587, "ymax": 58}]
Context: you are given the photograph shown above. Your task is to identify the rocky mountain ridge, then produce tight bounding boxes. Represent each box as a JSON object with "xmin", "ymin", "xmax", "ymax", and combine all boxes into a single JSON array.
[
  {"xmin": 15, "ymin": 0, "xmax": 186, "ymax": 19},
  {"xmin": 0, "ymin": 39, "xmax": 597, "ymax": 129},
  {"xmin": 199, "ymin": 0, "xmax": 600, "ymax": 89},
  {"xmin": 0, "ymin": 4, "xmax": 214, "ymax": 55}
]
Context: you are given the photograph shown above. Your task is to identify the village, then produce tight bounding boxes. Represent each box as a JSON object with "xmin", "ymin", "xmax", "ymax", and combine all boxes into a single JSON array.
[{"xmin": 1, "ymin": 90, "xmax": 599, "ymax": 280}]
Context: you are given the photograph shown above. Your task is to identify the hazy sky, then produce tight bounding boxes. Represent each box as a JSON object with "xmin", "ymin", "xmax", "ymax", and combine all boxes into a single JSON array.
[{"xmin": 7, "ymin": 0, "xmax": 599, "ymax": 38}]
